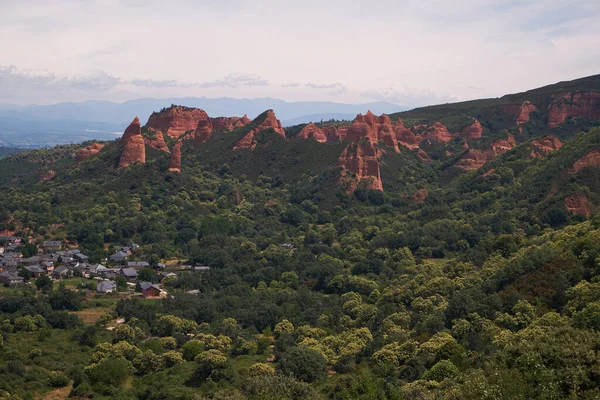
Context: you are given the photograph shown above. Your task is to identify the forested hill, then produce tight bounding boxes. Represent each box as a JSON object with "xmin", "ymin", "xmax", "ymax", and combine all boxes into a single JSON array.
[{"xmin": 2, "ymin": 75, "xmax": 600, "ymax": 398}]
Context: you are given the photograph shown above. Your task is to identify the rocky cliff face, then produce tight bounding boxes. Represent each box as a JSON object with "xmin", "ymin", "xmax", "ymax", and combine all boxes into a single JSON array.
[
  {"xmin": 394, "ymin": 119, "xmax": 420, "ymax": 149},
  {"xmin": 455, "ymin": 134, "xmax": 515, "ymax": 170},
  {"xmin": 459, "ymin": 118, "xmax": 483, "ymax": 140},
  {"xmin": 168, "ymin": 141, "xmax": 182, "ymax": 172},
  {"xmin": 420, "ymin": 122, "xmax": 454, "ymax": 143},
  {"xmin": 516, "ymin": 101, "xmax": 538, "ymax": 124},
  {"xmin": 233, "ymin": 110, "xmax": 285, "ymax": 150},
  {"xmin": 210, "ymin": 115, "xmax": 251, "ymax": 131},
  {"xmin": 570, "ymin": 150, "xmax": 600, "ymax": 173},
  {"xmin": 76, "ymin": 143, "xmax": 105, "ymax": 162},
  {"xmin": 337, "ymin": 140, "xmax": 383, "ymax": 192},
  {"xmin": 565, "ymin": 195, "xmax": 593, "ymax": 218},
  {"xmin": 297, "ymin": 123, "xmax": 328, "ymax": 143},
  {"xmin": 119, "ymin": 117, "xmax": 146, "ymax": 168},
  {"xmin": 530, "ymin": 136, "xmax": 562, "ymax": 158},
  {"xmin": 193, "ymin": 118, "xmax": 214, "ymax": 146},
  {"xmin": 146, "ymin": 107, "xmax": 211, "ymax": 138},
  {"xmin": 547, "ymin": 92, "xmax": 600, "ymax": 128},
  {"xmin": 144, "ymin": 131, "xmax": 170, "ymax": 153},
  {"xmin": 345, "ymin": 111, "xmax": 400, "ymax": 153}
]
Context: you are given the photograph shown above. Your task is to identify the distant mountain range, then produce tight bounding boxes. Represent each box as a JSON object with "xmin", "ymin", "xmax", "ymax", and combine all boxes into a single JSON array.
[{"xmin": 0, "ymin": 98, "xmax": 408, "ymax": 148}]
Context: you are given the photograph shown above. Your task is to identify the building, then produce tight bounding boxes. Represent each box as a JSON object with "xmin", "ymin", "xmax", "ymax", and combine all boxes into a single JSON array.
[
  {"xmin": 120, "ymin": 268, "xmax": 138, "ymax": 280},
  {"xmin": 25, "ymin": 265, "xmax": 45, "ymax": 278},
  {"xmin": 137, "ymin": 282, "xmax": 166, "ymax": 298},
  {"xmin": 52, "ymin": 266, "xmax": 69, "ymax": 280},
  {"xmin": 110, "ymin": 251, "xmax": 129, "ymax": 263},
  {"xmin": 127, "ymin": 261, "xmax": 149, "ymax": 269},
  {"xmin": 42, "ymin": 241, "xmax": 62, "ymax": 251},
  {"xmin": 0, "ymin": 271, "xmax": 25, "ymax": 287},
  {"xmin": 97, "ymin": 280, "xmax": 117, "ymax": 293}
]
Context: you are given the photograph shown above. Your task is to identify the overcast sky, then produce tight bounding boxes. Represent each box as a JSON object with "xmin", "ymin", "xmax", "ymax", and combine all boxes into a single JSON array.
[{"xmin": 1, "ymin": 0, "xmax": 599, "ymax": 106}]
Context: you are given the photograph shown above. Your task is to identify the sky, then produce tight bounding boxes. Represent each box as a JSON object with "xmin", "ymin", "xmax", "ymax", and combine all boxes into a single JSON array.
[{"xmin": 1, "ymin": 0, "xmax": 599, "ymax": 106}]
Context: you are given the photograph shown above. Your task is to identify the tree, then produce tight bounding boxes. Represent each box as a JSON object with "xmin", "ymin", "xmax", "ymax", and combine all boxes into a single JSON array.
[
  {"xmin": 248, "ymin": 363, "xmax": 275, "ymax": 377},
  {"xmin": 193, "ymin": 349, "xmax": 229, "ymax": 382},
  {"xmin": 86, "ymin": 357, "xmax": 132, "ymax": 386},
  {"xmin": 276, "ymin": 347, "xmax": 327, "ymax": 383},
  {"xmin": 35, "ymin": 274, "xmax": 53, "ymax": 293},
  {"xmin": 49, "ymin": 284, "xmax": 82, "ymax": 311},
  {"xmin": 138, "ymin": 268, "xmax": 159, "ymax": 283}
]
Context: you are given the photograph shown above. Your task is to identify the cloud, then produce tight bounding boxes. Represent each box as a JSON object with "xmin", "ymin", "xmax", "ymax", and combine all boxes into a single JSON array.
[
  {"xmin": 198, "ymin": 73, "xmax": 269, "ymax": 88},
  {"xmin": 130, "ymin": 79, "xmax": 196, "ymax": 88},
  {"xmin": 361, "ymin": 88, "xmax": 458, "ymax": 107},
  {"xmin": 281, "ymin": 83, "xmax": 300, "ymax": 88},
  {"xmin": 305, "ymin": 82, "xmax": 348, "ymax": 95}
]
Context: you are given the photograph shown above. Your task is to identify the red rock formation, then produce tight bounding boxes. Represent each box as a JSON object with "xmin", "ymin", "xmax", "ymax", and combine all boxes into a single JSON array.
[
  {"xmin": 530, "ymin": 136, "xmax": 562, "ymax": 158},
  {"xmin": 146, "ymin": 107, "xmax": 210, "ymax": 138},
  {"xmin": 516, "ymin": 101, "xmax": 538, "ymax": 124},
  {"xmin": 233, "ymin": 130, "xmax": 257, "ymax": 150},
  {"xmin": 570, "ymin": 150, "xmax": 600, "ymax": 173},
  {"xmin": 344, "ymin": 111, "xmax": 399, "ymax": 152},
  {"xmin": 565, "ymin": 195, "xmax": 593, "ymax": 218},
  {"xmin": 420, "ymin": 122, "xmax": 454, "ymax": 143},
  {"xmin": 490, "ymin": 133, "xmax": 515, "ymax": 154},
  {"xmin": 548, "ymin": 92, "xmax": 600, "ymax": 128},
  {"xmin": 454, "ymin": 149, "xmax": 496, "ymax": 170},
  {"xmin": 417, "ymin": 149, "xmax": 432, "ymax": 162},
  {"xmin": 256, "ymin": 110, "xmax": 286, "ymax": 136},
  {"xmin": 233, "ymin": 110, "xmax": 285, "ymax": 150},
  {"xmin": 168, "ymin": 141, "xmax": 182, "ymax": 172},
  {"xmin": 297, "ymin": 123, "xmax": 328, "ymax": 143},
  {"xmin": 455, "ymin": 134, "xmax": 514, "ymax": 170},
  {"xmin": 40, "ymin": 169, "xmax": 55, "ymax": 181},
  {"xmin": 394, "ymin": 118, "xmax": 420, "ymax": 149},
  {"xmin": 337, "ymin": 140, "xmax": 383, "ymax": 192},
  {"xmin": 459, "ymin": 118, "xmax": 483, "ymax": 140},
  {"xmin": 119, "ymin": 117, "xmax": 146, "ymax": 168},
  {"xmin": 210, "ymin": 115, "xmax": 252, "ymax": 131},
  {"xmin": 408, "ymin": 189, "xmax": 428, "ymax": 204},
  {"xmin": 144, "ymin": 131, "xmax": 170, "ymax": 153},
  {"xmin": 193, "ymin": 118, "xmax": 214, "ymax": 146},
  {"xmin": 322, "ymin": 125, "xmax": 343, "ymax": 142},
  {"xmin": 76, "ymin": 142, "xmax": 105, "ymax": 162}
]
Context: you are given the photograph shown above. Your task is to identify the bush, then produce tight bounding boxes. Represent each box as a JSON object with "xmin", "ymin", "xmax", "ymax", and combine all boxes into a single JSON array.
[
  {"xmin": 49, "ymin": 372, "xmax": 70, "ymax": 387},
  {"xmin": 276, "ymin": 347, "xmax": 327, "ymax": 383}
]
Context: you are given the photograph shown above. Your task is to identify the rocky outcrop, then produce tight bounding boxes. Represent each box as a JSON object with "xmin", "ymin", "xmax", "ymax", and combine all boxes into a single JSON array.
[
  {"xmin": 322, "ymin": 125, "xmax": 344, "ymax": 142},
  {"xmin": 408, "ymin": 189, "xmax": 428, "ymax": 204},
  {"xmin": 394, "ymin": 119, "xmax": 420, "ymax": 149},
  {"xmin": 233, "ymin": 130, "xmax": 257, "ymax": 150},
  {"xmin": 459, "ymin": 118, "xmax": 483, "ymax": 140},
  {"xmin": 455, "ymin": 134, "xmax": 515, "ymax": 170},
  {"xmin": 256, "ymin": 110, "xmax": 286, "ymax": 136},
  {"xmin": 168, "ymin": 141, "xmax": 182, "ymax": 172},
  {"xmin": 565, "ymin": 195, "xmax": 593, "ymax": 218},
  {"xmin": 516, "ymin": 101, "xmax": 538, "ymax": 124},
  {"xmin": 570, "ymin": 150, "xmax": 600, "ymax": 173},
  {"xmin": 337, "ymin": 140, "xmax": 383, "ymax": 192},
  {"xmin": 146, "ymin": 107, "xmax": 210, "ymax": 138},
  {"xmin": 76, "ymin": 142, "xmax": 104, "ymax": 162},
  {"xmin": 297, "ymin": 123, "xmax": 328, "ymax": 143},
  {"xmin": 490, "ymin": 133, "xmax": 515, "ymax": 154},
  {"xmin": 144, "ymin": 131, "xmax": 170, "ymax": 153},
  {"xmin": 547, "ymin": 92, "xmax": 600, "ymax": 128},
  {"xmin": 345, "ymin": 111, "xmax": 400, "ymax": 152},
  {"xmin": 119, "ymin": 117, "xmax": 146, "ymax": 168},
  {"xmin": 210, "ymin": 115, "xmax": 251, "ymax": 131},
  {"xmin": 417, "ymin": 149, "xmax": 432, "ymax": 162},
  {"xmin": 420, "ymin": 122, "xmax": 454, "ymax": 143},
  {"xmin": 40, "ymin": 169, "xmax": 55, "ymax": 181},
  {"xmin": 454, "ymin": 149, "xmax": 496, "ymax": 170},
  {"xmin": 193, "ymin": 118, "xmax": 214, "ymax": 146},
  {"xmin": 530, "ymin": 136, "xmax": 562, "ymax": 158},
  {"xmin": 233, "ymin": 110, "xmax": 285, "ymax": 150}
]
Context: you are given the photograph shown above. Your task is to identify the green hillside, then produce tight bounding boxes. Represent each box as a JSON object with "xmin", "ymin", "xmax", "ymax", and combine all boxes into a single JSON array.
[{"xmin": 2, "ymin": 75, "xmax": 600, "ymax": 399}]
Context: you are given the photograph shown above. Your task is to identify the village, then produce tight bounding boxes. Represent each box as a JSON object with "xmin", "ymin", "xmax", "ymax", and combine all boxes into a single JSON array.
[{"xmin": 0, "ymin": 235, "xmax": 210, "ymax": 298}]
